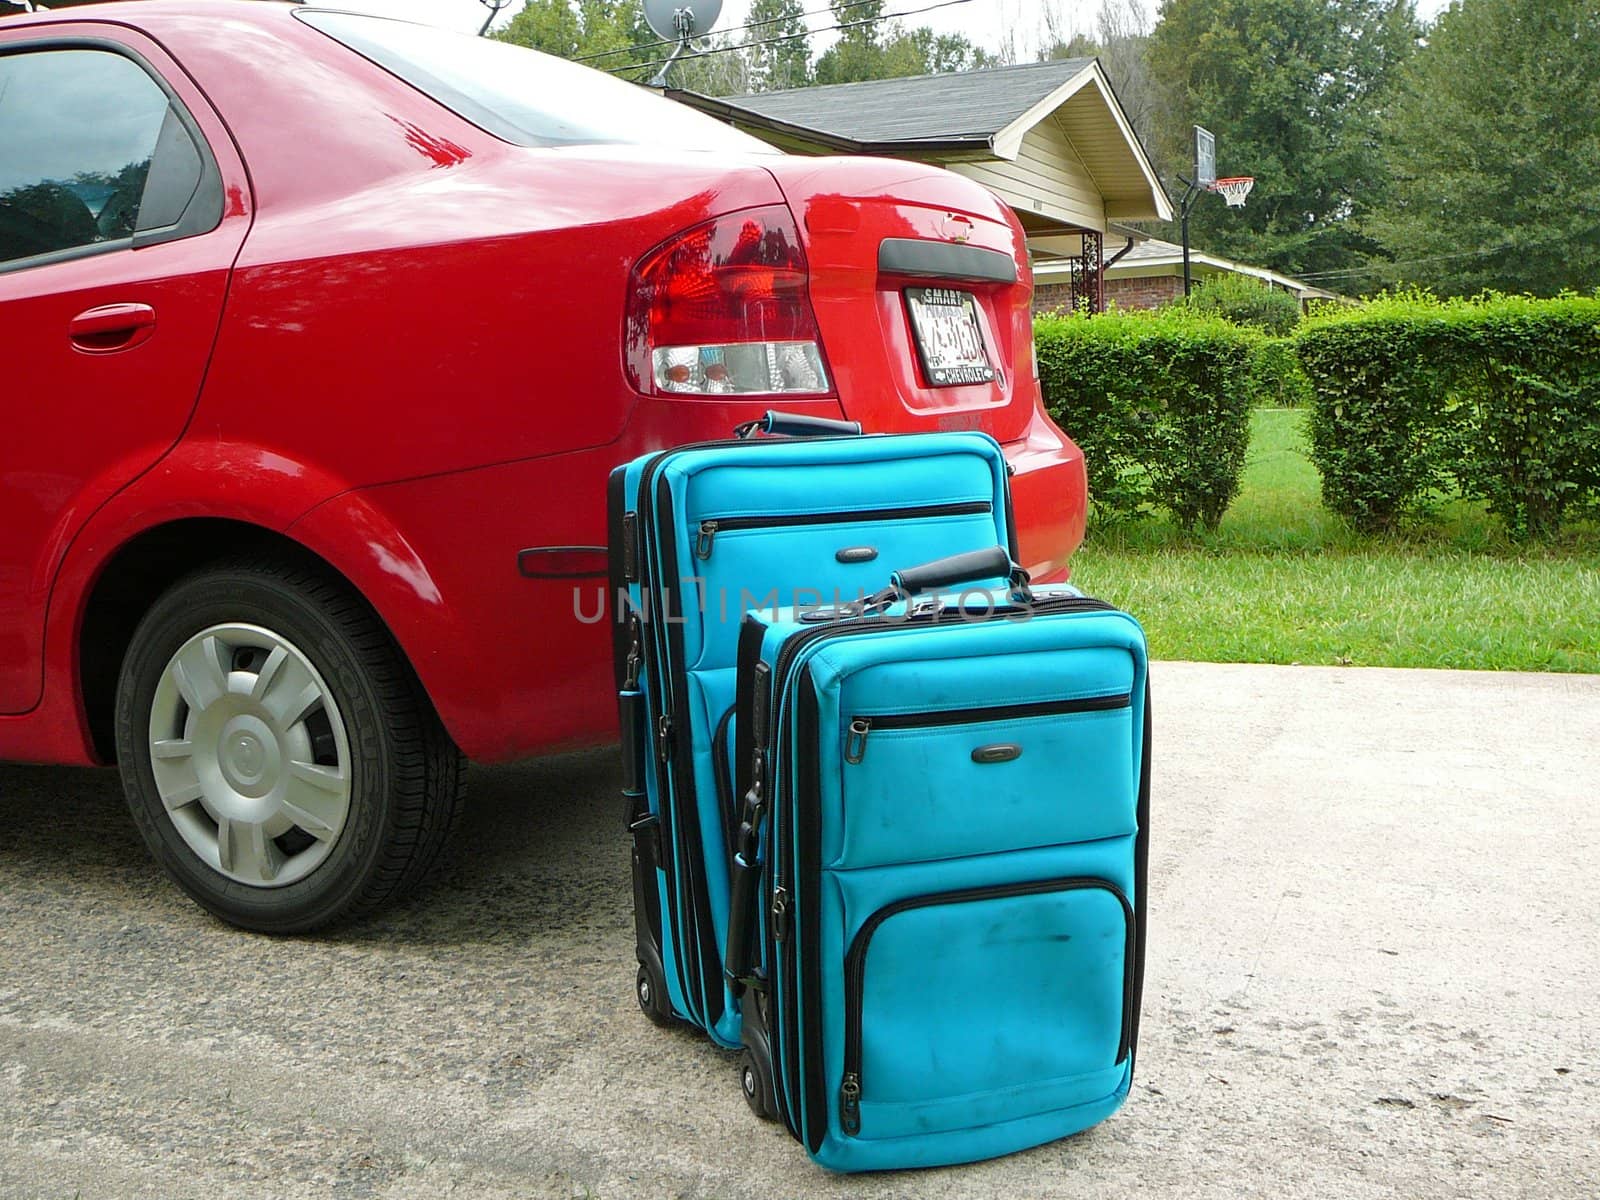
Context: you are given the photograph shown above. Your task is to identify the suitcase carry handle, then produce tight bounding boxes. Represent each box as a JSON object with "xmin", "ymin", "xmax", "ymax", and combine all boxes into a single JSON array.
[
  {"xmin": 890, "ymin": 545, "xmax": 1032, "ymax": 599},
  {"xmin": 734, "ymin": 410, "xmax": 864, "ymax": 439},
  {"xmin": 725, "ymin": 759, "xmax": 766, "ymax": 994}
]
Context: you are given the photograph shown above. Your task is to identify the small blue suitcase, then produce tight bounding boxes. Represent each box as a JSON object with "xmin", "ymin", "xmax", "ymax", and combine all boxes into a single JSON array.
[
  {"xmin": 608, "ymin": 414, "xmax": 1018, "ymax": 1048},
  {"xmin": 725, "ymin": 546, "xmax": 1150, "ymax": 1170}
]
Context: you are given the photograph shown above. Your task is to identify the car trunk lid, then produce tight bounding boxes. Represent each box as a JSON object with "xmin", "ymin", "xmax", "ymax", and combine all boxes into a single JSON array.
[{"xmin": 762, "ymin": 156, "xmax": 1039, "ymax": 443}]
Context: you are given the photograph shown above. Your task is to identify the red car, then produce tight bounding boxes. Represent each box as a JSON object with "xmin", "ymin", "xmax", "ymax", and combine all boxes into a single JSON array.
[{"xmin": 0, "ymin": 1, "xmax": 1087, "ymax": 931}]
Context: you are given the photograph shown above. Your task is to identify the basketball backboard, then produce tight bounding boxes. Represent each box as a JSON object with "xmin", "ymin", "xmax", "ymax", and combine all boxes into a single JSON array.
[{"xmin": 1194, "ymin": 125, "xmax": 1216, "ymax": 187}]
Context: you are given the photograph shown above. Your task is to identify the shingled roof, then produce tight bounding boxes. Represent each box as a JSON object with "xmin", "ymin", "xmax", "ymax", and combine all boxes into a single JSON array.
[
  {"xmin": 687, "ymin": 57, "xmax": 1097, "ymax": 150},
  {"xmin": 670, "ymin": 58, "xmax": 1172, "ymax": 226}
]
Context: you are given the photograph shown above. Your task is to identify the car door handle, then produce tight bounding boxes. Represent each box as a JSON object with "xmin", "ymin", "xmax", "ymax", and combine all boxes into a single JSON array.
[{"xmin": 69, "ymin": 303, "xmax": 157, "ymax": 352}]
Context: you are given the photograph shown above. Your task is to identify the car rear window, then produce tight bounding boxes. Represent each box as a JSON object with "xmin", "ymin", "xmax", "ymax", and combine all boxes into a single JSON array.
[{"xmin": 297, "ymin": 10, "xmax": 779, "ymax": 155}]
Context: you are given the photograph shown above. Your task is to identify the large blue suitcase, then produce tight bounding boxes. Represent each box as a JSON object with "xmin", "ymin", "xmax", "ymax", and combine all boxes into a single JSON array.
[
  {"xmin": 607, "ymin": 414, "xmax": 1018, "ymax": 1048},
  {"xmin": 724, "ymin": 546, "xmax": 1150, "ymax": 1170}
]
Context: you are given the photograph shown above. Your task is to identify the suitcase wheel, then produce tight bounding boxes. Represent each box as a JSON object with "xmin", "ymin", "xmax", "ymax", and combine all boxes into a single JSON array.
[
  {"xmin": 635, "ymin": 963, "xmax": 673, "ymax": 1028},
  {"xmin": 738, "ymin": 1047, "xmax": 778, "ymax": 1121}
]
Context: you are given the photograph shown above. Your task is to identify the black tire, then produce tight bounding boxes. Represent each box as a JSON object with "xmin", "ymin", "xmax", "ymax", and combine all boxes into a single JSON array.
[
  {"xmin": 636, "ymin": 963, "xmax": 673, "ymax": 1027},
  {"xmin": 114, "ymin": 555, "xmax": 465, "ymax": 933},
  {"xmin": 738, "ymin": 1047, "xmax": 777, "ymax": 1121}
]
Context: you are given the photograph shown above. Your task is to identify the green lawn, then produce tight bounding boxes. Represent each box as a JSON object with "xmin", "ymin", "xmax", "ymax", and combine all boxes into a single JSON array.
[{"xmin": 1069, "ymin": 408, "xmax": 1600, "ymax": 672}]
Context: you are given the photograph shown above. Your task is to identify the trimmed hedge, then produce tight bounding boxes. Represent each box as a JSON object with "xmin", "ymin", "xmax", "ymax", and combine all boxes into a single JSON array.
[
  {"xmin": 1036, "ymin": 308, "xmax": 1257, "ymax": 530},
  {"xmin": 1183, "ymin": 272, "xmax": 1302, "ymax": 336},
  {"xmin": 1298, "ymin": 292, "xmax": 1600, "ymax": 538}
]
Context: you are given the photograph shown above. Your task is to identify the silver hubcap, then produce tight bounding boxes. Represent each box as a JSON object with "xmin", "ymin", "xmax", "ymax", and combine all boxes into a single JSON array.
[{"xmin": 147, "ymin": 623, "xmax": 353, "ymax": 888}]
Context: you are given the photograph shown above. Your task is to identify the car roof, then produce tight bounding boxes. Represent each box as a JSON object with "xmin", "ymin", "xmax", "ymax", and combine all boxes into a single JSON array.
[{"xmin": 2, "ymin": 0, "xmax": 299, "ymax": 30}]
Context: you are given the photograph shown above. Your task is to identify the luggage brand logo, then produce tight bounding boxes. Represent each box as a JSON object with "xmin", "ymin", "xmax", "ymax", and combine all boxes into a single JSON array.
[{"xmin": 570, "ymin": 584, "xmax": 1035, "ymax": 626}]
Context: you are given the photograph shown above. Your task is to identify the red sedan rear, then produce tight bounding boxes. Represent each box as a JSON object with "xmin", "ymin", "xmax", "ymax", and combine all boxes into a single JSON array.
[{"xmin": 0, "ymin": 1, "xmax": 1087, "ymax": 929}]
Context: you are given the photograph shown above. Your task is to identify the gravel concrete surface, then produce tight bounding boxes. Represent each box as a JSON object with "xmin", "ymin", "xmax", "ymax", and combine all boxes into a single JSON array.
[{"xmin": 2, "ymin": 661, "xmax": 1597, "ymax": 1199}]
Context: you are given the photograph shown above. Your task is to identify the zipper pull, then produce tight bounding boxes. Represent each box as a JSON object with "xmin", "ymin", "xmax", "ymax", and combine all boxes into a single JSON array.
[
  {"xmin": 770, "ymin": 886, "xmax": 790, "ymax": 941},
  {"xmin": 844, "ymin": 717, "xmax": 871, "ymax": 764},
  {"xmin": 695, "ymin": 520, "xmax": 718, "ymax": 559},
  {"xmin": 622, "ymin": 615, "xmax": 644, "ymax": 690},
  {"xmin": 840, "ymin": 1073, "xmax": 861, "ymax": 1134}
]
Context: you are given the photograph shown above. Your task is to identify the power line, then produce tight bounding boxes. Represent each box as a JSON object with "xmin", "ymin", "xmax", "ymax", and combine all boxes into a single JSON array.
[
  {"xmin": 1298, "ymin": 243, "xmax": 1513, "ymax": 282},
  {"xmin": 573, "ymin": 1, "xmax": 878, "ymax": 65},
  {"xmin": 608, "ymin": 0, "xmax": 977, "ymax": 78}
]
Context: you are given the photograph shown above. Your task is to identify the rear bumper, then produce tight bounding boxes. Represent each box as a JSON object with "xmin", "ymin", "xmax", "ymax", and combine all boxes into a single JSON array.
[{"xmin": 1005, "ymin": 407, "xmax": 1087, "ymax": 581}]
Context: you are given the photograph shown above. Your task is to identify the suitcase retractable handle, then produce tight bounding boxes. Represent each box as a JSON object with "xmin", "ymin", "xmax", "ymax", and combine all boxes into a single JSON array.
[
  {"xmin": 734, "ymin": 410, "xmax": 864, "ymax": 439},
  {"xmin": 889, "ymin": 545, "xmax": 1034, "ymax": 604}
]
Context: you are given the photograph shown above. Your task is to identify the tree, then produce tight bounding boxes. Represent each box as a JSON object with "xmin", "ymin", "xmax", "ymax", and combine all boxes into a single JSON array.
[
  {"xmin": 1039, "ymin": 0, "xmax": 1166, "ymax": 179},
  {"xmin": 814, "ymin": 0, "xmax": 996, "ymax": 84},
  {"xmin": 743, "ymin": 0, "xmax": 811, "ymax": 91},
  {"xmin": 497, "ymin": 0, "xmax": 990, "ymax": 96},
  {"xmin": 1375, "ymin": 0, "xmax": 1600, "ymax": 296},
  {"xmin": 813, "ymin": 0, "xmax": 887, "ymax": 84},
  {"xmin": 497, "ymin": 0, "xmax": 645, "ymax": 67},
  {"xmin": 899, "ymin": 27, "xmax": 999, "ymax": 74},
  {"xmin": 497, "ymin": 0, "xmax": 748, "ymax": 95},
  {"xmin": 1146, "ymin": 0, "xmax": 1419, "ymax": 277}
]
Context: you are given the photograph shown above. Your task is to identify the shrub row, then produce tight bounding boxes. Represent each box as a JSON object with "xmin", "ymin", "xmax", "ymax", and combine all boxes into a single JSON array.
[
  {"xmin": 1182, "ymin": 271, "xmax": 1303, "ymax": 337},
  {"xmin": 1035, "ymin": 307, "xmax": 1259, "ymax": 530},
  {"xmin": 1298, "ymin": 292, "xmax": 1600, "ymax": 538}
]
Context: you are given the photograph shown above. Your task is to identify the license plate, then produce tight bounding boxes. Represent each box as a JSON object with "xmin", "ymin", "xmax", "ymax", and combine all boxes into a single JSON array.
[{"xmin": 905, "ymin": 287, "xmax": 996, "ymax": 387}]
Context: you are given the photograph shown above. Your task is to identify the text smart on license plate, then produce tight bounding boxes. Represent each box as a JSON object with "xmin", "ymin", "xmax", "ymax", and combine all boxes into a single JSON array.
[{"xmin": 905, "ymin": 287, "xmax": 996, "ymax": 386}]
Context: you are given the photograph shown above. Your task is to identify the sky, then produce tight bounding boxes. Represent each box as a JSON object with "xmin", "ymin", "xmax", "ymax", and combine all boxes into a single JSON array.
[{"xmin": 331, "ymin": 0, "xmax": 1458, "ymax": 51}]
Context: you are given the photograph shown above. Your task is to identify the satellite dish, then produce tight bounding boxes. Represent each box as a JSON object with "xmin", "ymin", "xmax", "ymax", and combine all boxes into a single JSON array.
[{"xmin": 642, "ymin": 0, "xmax": 723, "ymax": 42}]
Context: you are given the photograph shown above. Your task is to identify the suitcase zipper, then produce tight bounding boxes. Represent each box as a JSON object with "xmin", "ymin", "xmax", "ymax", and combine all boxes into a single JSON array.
[
  {"xmin": 843, "ymin": 692, "xmax": 1132, "ymax": 764},
  {"xmin": 838, "ymin": 877, "xmax": 1136, "ymax": 1137},
  {"xmin": 695, "ymin": 500, "xmax": 991, "ymax": 560}
]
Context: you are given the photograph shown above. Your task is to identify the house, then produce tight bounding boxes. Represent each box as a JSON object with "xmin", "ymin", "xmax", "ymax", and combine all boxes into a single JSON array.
[
  {"xmin": 1034, "ymin": 234, "xmax": 1338, "ymax": 312},
  {"xmin": 668, "ymin": 58, "xmax": 1172, "ymax": 313}
]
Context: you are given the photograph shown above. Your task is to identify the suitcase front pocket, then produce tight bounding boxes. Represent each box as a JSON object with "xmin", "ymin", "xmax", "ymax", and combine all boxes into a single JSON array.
[
  {"xmin": 836, "ymin": 694, "xmax": 1136, "ymax": 867},
  {"xmin": 840, "ymin": 878, "xmax": 1134, "ymax": 1140}
]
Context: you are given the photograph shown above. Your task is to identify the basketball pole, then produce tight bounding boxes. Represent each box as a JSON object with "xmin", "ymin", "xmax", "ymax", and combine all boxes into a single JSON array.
[{"xmin": 1178, "ymin": 176, "xmax": 1199, "ymax": 298}]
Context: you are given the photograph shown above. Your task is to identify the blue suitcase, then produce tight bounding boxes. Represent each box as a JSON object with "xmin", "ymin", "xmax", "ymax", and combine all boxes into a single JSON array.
[
  {"xmin": 724, "ymin": 546, "xmax": 1150, "ymax": 1170},
  {"xmin": 607, "ymin": 414, "xmax": 1018, "ymax": 1048}
]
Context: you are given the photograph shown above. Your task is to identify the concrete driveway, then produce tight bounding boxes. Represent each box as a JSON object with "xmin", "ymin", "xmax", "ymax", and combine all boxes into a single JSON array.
[{"xmin": 2, "ymin": 662, "xmax": 1597, "ymax": 1198}]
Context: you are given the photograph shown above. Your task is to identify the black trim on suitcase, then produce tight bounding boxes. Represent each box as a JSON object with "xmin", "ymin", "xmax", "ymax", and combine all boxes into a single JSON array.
[
  {"xmin": 651, "ymin": 466, "xmax": 726, "ymax": 1029},
  {"xmin": 796, "ymin": 668, "xmax": 827, "ymax": 1155},
  {"xmin": 1129, "ymin": 681, "xmax": 1152, "ymax": 1071},
  {"xmin": 605, "ymin": 465, "xmax": 632, "ymax": 693},
  {"xmin": 712, "ymin": 704, "xmax": 738, "ymax": 856},
  {"xmin": 732, "ymin": 615, "xmax": 772, "ymax": 819}
]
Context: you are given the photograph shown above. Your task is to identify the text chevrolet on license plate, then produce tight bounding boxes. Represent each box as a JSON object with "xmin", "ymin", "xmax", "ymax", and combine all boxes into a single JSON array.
[
  {"xmin": 908, "ymin": 286, "xmax": 992, "ymax": 385},
  {"xmin": 905, "ymin": 287, "xmax": 997, "ymax": 386}
]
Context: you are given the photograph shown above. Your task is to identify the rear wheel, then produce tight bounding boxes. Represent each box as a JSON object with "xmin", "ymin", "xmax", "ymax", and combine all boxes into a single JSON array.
[
  {"xmin": 114, "ymin": 557, "xmax": 464, "ymax": 932},
  {"xmin": 739, "ymin": 1046, "xmax": 777, "ymax": 1121},
  {"xmin": 636, "ymin": 962, "xmax": 673, "ymax": 1027}
]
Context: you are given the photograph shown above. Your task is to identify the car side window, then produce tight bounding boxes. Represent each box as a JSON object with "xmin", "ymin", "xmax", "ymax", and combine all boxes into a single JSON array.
[{"xmin": 0, "ymin": 46, "xmax": 215, "ymax": 269}]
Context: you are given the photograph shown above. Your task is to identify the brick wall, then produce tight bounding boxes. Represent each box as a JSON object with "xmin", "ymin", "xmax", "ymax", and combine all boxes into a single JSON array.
[
  {"xmin": 1032, "ymin": 281, "xmax": 1077, "ymax": 315},
  {"xmin": 1031, "ymin": 274, "xmax": 1186, "ymax": 315},
  {"xmin": 1104, "ymin": 275, "xmax": 1184, "ymax": 310}
]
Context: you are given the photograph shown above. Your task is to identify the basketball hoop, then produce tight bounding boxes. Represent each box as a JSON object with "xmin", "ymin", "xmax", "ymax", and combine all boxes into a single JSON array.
[{"xmin": 1209, "ymin": 177, "xmax": 1255, "ymax": 208}]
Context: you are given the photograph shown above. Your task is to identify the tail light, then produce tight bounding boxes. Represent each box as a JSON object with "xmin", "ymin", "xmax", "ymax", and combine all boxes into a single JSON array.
[{"xmin": 625, "ymin": 204, "xmax": 832, "ymax": 398}]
